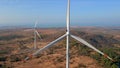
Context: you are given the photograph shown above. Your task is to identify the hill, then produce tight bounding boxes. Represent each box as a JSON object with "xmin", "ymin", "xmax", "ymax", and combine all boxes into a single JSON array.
[{"xmin": 0, "ymin": 27, "xmax": 120, "ymax": 68}]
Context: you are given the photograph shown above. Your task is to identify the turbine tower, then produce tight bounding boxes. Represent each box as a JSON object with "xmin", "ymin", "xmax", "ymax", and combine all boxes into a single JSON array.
[
  {"xmin": 24, "ymin": 0, "xmax": 114, "ymax": 68},
  {"xmin": 66, "ymin": 0, "xmax": 70, "ymax": 67}
]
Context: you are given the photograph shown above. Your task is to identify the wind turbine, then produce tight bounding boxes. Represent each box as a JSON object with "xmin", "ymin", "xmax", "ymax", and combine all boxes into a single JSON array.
[
  {"xmin": 33, "ymin": 20, "xmax": 42, "ymax": 49},
  {"xmin": 24, "ymin": 0, "xmax": 114, "ymax": 68},
  {"xmin": 18, "ymin": 20, "xmax": 42, "ymax": 54}
]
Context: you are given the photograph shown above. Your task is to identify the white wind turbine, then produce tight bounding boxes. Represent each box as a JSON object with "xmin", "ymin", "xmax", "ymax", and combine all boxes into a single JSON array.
[
  {"xmin": 24, "ymin": 0, "xmax": 114, "ymax": 68},
  {"xmin": 33, "ymin": 20, "xmax": 42, "ymax": 49}
]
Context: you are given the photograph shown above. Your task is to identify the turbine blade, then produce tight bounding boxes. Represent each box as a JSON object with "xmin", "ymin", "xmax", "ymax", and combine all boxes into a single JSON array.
[
  {"xmin": 35, "ymin": 30, "xmax": 42, "ymax": 40},
  {"xmin": 71, "ymin": 34, "xmax": 114, "ymax": 61},
  {"xmin": 24, "ymin": 33, "xmax": 67, "ymax": 61}
]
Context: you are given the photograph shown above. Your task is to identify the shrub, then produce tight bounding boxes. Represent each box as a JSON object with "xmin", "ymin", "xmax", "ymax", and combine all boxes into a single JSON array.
[
  {"xmin": 91, "ymin": 47, "xmax": 120, "ymax": 68},
  {"xmin": 0, "ymin": 50, "xmax": 8, "ymax": 54},
  {"xmin": 0, "ymin": 35, "xmax": 24, "ymax": 41},
  {"xmin": 0, "ymin": 56, "xmax": 7, "ymax": 61},
  {"xmin": 10, "ymin": 55, "xmax": 21, "ymax": 62}
]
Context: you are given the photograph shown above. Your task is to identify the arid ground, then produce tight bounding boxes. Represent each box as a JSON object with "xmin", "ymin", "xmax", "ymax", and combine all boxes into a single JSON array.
[{"xmin": 0, "ymin": 27, "xmax": 120, "ymax": 68}]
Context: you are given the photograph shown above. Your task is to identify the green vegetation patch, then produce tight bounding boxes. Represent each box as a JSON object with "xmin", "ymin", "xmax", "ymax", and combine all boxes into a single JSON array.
[
  {"xmin": 0, "ymin": 56, "xmax": 7, "ymax": 61},
  {"xmin": 0, "ymin": 35, "xmax": 24, "ymax": 41},
  {"xmin": 91, "ymin": 47, "xmax": 120, "ymax": 68},
  {"xmin": 0, "ymin": 50, "xmax": 9, "ymax": 54}
]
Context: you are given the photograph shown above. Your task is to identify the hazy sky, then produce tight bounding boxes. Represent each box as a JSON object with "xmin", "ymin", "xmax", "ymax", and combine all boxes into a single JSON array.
[{"xmin": 0, "ymin": 0, "xmax": 120, "ymax": 27}]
